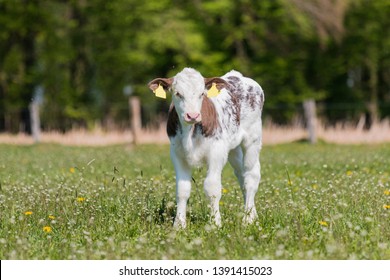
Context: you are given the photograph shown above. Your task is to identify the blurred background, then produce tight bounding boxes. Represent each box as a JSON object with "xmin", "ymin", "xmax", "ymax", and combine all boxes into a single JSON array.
[{"xmin": 0, "ymin": 0, "xmax": 389, "ymax": 144}]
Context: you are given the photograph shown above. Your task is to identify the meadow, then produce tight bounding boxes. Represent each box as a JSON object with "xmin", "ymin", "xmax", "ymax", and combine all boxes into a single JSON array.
[{"xmin": 0, "ymin": 143, "xmax": 389, "ymax": 260}]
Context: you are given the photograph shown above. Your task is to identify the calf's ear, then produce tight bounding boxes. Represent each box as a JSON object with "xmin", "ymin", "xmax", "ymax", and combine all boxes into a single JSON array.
[
  {"xmin": 148, "ymin": 78, "xmax": 173, "ymax": 92},
  {"xmin": 204, "ymin": 77, "xmax": 230, "ymax": 91},
  {"xmin": 148, "ymin": 77, "xmax": 174, "ymax": 99}
]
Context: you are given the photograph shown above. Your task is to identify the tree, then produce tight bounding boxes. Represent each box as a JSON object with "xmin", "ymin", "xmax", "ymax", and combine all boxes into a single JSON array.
[
  {"xmin": 342, "ymin": 0, "xmax": 390, "ymax": 124},
  {"xmin": 0, "ymin": 0, "xmax": 47, "ymax": 132},
  {"xmin": 0, "ymin": 0, "xmax": 388, "ymax": 132}
]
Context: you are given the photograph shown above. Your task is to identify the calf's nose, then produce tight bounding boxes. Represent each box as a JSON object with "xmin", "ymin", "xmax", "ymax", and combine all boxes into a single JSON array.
[{"xmin": 185, "ymin": 112, "xmax": 201, "ymax": 122}]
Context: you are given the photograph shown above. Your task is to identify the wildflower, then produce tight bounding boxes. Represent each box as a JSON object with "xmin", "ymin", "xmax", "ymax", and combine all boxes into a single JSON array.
[
  {"xmin": 24, "ymin": 211, "xmax": 33, "ymax": 216},
  {"xmin": 319, "ymin": 221, "xmax": 328, "ymax": 227},
  {"xmin": 384, "ymin": 190, "xmax": 390, "ymax": 196},
  {"xmin": 48, "ymin": 215, "xmax": 55, "ymax": 220},
  {"xmin": 192, "ymin": 237, "xmax": 202, "ymax": 246},
  {"xmin": 219, "ymin": 201, "xmax": 224, "ymax": 206},
  {"xmin": 69, "ymin": 167, "xmax": 75, "ymax": 173},
  {"xmin": 383, "ymin": 205, "xmax": 390, "ymax": 210},
  {"xmin": 222, "ymin": 188, "xmax": 228, "ymax": 194},
  {"xmin": 312, "ymin": 184, "xmax": 318, "ymax": 190},
  {"xmin": 287, "ymin": 180, "xmax": 293, "ymax": 186},
  {"xmin": 43, "ymin": 226, "xmax": 52, "ymax": 233},
  {"xmin": 77, "ymin": 197, "xmax": 86, "ymax": 203},
  {"xmin": 346, "ymin": 170, "xmax": 353, "ymax": 176}
]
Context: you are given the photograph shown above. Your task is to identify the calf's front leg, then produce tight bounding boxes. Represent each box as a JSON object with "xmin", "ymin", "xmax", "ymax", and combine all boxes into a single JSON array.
[
  {"xmin": 204, "ymin": 150, "xmax": 227, "ymax": 227},
  {"xmin": 204, "ymin": 172, "xmax": 222, "ymax": 227},
  {"xmin": 171, "ymin": 149, "xmax": 192, "ymax": 228}
]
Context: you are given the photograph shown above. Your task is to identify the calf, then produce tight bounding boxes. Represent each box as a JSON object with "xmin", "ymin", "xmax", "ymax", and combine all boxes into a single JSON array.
[{"xmin": 148, "ymin": 68, "xmax": 264, "ymax": 228}]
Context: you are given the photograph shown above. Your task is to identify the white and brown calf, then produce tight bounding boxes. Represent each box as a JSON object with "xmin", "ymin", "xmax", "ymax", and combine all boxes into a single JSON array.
[{"xmin": 148, "ymin": 68, "xmax": 264, "ymax": 228}]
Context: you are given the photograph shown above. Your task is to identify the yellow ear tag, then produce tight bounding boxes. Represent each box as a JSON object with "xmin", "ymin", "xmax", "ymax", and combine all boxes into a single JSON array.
[
  {"xmin": 154, "ymin": 84, "xmax": 166, "ymax": 99},
  {"xmin": 207, "ymin": 83, "xmax": 220, "ymax": 98}
]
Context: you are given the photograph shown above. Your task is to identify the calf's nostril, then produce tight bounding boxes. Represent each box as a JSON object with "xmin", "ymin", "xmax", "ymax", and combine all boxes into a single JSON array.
[{"xmin": 186, "ymin": 113, "xmax": 200, "ymax": 121}]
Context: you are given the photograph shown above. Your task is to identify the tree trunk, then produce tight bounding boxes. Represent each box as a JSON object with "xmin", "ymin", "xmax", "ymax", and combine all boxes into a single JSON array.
[
  {"xmin": 29, "ymin": 101, "xmax": 41, "ymax": 143},
  {"xmin": 367, "ymin": 72, "xmax": 379, "ymax": 124},
  {"xmin": 20, "ymin": 28, "xmax": 37, "ymax": 134},
  {"xmin": 366, "ymin": 59, "xmax": 379, "ymax": 126},
  {"xmin": 0, "ymin": 86, "xmax": 4, "ymax": 132},
  {"xmin": 303, "ymin": 99, "xmax": 317, "ymax": 144},
  {"xmin": 129, "ymin": 97, "xmax": 142, "ymax": 145}
]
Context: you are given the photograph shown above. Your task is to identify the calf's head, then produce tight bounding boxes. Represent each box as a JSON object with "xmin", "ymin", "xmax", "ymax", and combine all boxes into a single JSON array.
[{"xmin": 148, "ymin": 68, "xmax": 229, "ymax": 125}]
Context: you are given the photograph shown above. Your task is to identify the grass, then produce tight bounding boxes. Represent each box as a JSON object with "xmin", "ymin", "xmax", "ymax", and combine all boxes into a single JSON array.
[{"xmin": 0, "ymin": 143, "xmax": 389, "ymax": 260}]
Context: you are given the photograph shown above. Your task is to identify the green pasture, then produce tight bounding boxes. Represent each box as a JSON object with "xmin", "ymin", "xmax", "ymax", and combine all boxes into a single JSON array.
[{"xmin": 0, "ymin": 143, "xmax": 389, "ymax": 259}]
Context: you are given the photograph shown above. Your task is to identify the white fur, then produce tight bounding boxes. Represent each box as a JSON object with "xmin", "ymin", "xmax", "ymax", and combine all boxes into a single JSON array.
[{"xmin": 168, "ymin": 68, "xmax": 264, "ymax": 228}]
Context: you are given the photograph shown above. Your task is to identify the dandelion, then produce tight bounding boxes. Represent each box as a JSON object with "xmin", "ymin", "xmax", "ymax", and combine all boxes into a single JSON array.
[
  {"xmin": 383, "ymin": 205, "xmax": 390, "ymax": 210},
  {"xmin": 312, "ymin": 184, "xmax": 318, "ymax": 190},
  {"xmin": 222, "ymin": 188, "xmax": 228, "ymax": 194},
  {"xmin": 24, "ymin": 211, "xmax": 33, "ymax": 216},
  {"xmin": 77, "ymin": 197, "xmax": 86, "ymax": 203},
  {"xmin": 346, "ymin": 170, "xmax": 353, "ymax": 176},
  {"xmin": 384, "ymin": 190, "xmax": 390, "ymax": 196},
  {"xmin": 70, "ymin": 167, "xmax": 75, "ymax": 173},
  {"xmin": 319, "ymin": 221, "xmax": 328, "ymax": 227},
  {"xmin": 43, "ymin": 226, "xmax": 52, "ymax": 233},
  {"xmin": 48, "ymin": 215, "xmax": 55, "ymax": 220}
]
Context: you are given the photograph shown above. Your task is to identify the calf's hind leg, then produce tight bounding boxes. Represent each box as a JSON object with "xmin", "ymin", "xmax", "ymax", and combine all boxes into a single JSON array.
[
  {"xmin": 241, "ymin": 140, "xmax": 261, "ymax": 224},
  {"xmin": 228, "ymin": 146, "xmax": 245, "ymax": 193}
]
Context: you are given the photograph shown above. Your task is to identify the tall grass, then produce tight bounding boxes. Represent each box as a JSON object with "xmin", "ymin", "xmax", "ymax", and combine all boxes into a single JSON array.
[{"xmin": 0, "ymin": 143, "xmax": 389, "ymax": 259}]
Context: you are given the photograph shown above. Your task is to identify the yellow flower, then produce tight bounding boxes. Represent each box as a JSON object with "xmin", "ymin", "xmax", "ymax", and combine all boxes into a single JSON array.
[
  {"xmin": 24, "ymin": 211, "xmax": 33, "ymax": 216},
  {"xmin": 43, "ymin": 226, "xmax": 52, "ymax": 233},
  {"xmin": 222, "ymin": 188, "xmax": 228, "ymax": 194},
  {"xmin": 48, "ymin": 215, "xmax": 55, "ymax": 220},
  {"xmin": 219, "ymin": 201, "xmax": 224, "ymax": 206},
  {"xmin": 312, "ymin": 184, "xmax": 318, "ymax": 190},
  {"xmin": 346, "ymin": 170, "xmax": 353, "ymax": 176},
  {"xmin": 69, "ymin": 167, "xmax": 75, "ymax": 173},
  {"xmin": 384, "ymin": 190, "xmax": 390, "ymax": 196},
  {"xmin": 383, "ymin": 205, "xmax": 390, "ymax": 210},
  {"xmin": 319, "ymin": 221, "xmax": 328, "ymax": 227},
  {"xmin": 77, "ymin": 197, "xmax": 86, "ymax": 202}
]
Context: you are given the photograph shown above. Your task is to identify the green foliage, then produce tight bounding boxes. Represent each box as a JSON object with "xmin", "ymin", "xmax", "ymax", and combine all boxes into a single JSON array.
[
  {"xmin": 0, "ymin": 0, "xmax": 389, "ymax": 130},
  {"xmin": 0, "ymin": 143, "xmax": 390, "ymax": 259}
]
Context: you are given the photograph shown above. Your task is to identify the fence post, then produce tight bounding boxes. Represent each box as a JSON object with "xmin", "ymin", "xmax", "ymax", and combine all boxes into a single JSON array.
[
  {"xmin": 29, "ymin": 101, "xmax": 41, "ymax": 143},
  {"xmin": 129, "ymin": 96, "xmax": 142, "ymax": 145},
  {"xmin": 303, "ymin": 99, "xmax": 317, "ymax": 144}
]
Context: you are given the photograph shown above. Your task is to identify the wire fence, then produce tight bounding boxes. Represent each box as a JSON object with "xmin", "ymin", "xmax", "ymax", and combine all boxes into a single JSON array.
[{"xmin": 1, "ymin": 100, "xmax": 390, "ymax": 134}]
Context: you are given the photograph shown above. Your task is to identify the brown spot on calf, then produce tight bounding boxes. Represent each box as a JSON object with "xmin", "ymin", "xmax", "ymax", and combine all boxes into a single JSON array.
[
  {"xmin": 166, "ymin": 97, "xmax": 219, "ymax": 138},
  {"xmin": 199, "ymin": 97, "xmax": 219, "ymax": 137},
  {"xmin": 167, "ymin": 103, "xmax": 180, "ymax": 137}
]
